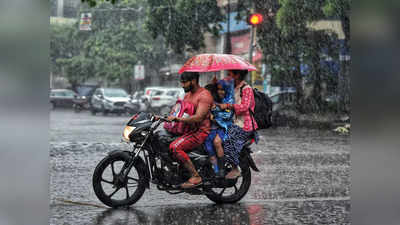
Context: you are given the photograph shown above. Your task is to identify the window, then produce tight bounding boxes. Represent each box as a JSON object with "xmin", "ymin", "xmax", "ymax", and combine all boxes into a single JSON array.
[
  {"xmin": 166, "ymin": 91, "xmax": 179, "ymax": 97},
  {"xmin": 151, "ymin": 90, "xmax": 164, "ymax": 96},
  {"xmin": 51, "ymin": 91, "xmax": 65, "ymax": 97},
  {"xmin": 64, "ymin": 90, "xmax": 76, "ymax": 97}
]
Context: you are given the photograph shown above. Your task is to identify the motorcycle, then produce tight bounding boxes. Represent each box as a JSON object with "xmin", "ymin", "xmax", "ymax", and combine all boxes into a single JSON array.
[
  {"xmin": 72, "ymin": 95, "xmax": 89, "ymax": 113},
  {"xmin": 92, "ymin": 112, "xmax": 259, "ymax": 208}
]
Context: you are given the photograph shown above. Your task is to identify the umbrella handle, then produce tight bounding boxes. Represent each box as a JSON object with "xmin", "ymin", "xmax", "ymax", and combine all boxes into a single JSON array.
[{"xmin": 212, "ymin": 73, "xmax": 218, "ymax": 84}]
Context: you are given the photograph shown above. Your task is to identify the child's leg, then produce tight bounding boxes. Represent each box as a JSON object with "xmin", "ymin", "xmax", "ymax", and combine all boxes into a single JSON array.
[
  {"xmin": 204, "ymin": 131, "xmax": 219, "ymax": 173},
  {"xmin": 213, "ymin": 134, "xmax": 225, "ymax": 178},
  {"xmin": 209, "ymin": 156, "xmax": 217, "ymax": 166},
  {"xmin": 213, "ymin": 134, "xmax": 224, "ymax": 158}
]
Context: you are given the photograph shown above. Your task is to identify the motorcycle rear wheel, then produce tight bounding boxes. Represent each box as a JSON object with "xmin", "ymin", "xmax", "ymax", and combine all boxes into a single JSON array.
[
  {"xmin": 92, "ymin": 153, "xmax": 146, "ymax": 208},
  {"xmin": 73, "ymin": 105, "xmax": 82, "ymax": 113},
  {"xmin": 204, "ymin": 163, "xmax": 251, "ymax": 204}
]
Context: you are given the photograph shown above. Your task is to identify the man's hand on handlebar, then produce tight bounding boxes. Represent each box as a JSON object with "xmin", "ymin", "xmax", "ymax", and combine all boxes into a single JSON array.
[{"xmin": 167, "ymin": 116, "xmax": 179, "ymax": 122}]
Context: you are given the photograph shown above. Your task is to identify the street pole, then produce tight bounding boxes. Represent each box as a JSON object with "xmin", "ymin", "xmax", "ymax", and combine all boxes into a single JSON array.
[
  {"xmin": 248, "ymin": 26, "xmax": 255, "ymax": 85},
  {"xmin": 247, "ymin": 0, "xmax": 256, "ymax": 86}
]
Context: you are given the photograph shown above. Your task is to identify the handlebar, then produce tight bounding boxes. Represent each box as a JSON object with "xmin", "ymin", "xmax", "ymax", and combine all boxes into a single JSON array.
[
  {"xmin": 149, "ymin": 115, "xmax": 169, "ymax": 131},
  {"xmin": 151, "ymin": 114, "xmax": 169, "ymax": 123}
]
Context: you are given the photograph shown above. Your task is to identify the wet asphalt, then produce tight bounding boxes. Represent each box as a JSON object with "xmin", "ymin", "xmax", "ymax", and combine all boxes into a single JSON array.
[{"xmin": 49, "ymin": 109, "xmax": 350, "ymax": 225}]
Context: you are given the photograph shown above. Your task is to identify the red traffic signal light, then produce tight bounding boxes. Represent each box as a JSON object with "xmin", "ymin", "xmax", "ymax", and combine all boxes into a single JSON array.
[{"xmin": 248, "ymin": 13, "xmax": 263, "ymax": 26}]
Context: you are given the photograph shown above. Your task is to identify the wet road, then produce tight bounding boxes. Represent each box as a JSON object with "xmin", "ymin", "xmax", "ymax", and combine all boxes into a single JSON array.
[{"xmin": 50, "ymin": 109, "xmax": 350, "ymax": 225}]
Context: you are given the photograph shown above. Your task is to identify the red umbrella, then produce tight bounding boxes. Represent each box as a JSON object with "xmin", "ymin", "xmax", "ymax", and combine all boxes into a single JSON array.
[{"xmin": 178, "ymin": 54, "xmax": 257, "ymax": 74}]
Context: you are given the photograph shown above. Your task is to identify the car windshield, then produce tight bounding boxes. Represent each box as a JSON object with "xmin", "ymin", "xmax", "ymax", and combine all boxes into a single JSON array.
[
  {"xmin": 76, "ymin": 86, "xmax": 97, "ymax": 96},
  {"xmin": 104, "ymin": 89, "xmax": 128, "ymax": 97}
]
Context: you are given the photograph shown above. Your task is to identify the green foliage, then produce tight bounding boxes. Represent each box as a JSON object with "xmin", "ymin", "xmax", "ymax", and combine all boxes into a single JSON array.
[
  {"xmin": 51, "ymin": 0, "xmax": 168, "ymax": 88},
  {"xmin": 255, "ymin": 0, "xmax": 343, "ymax": 112},
  {"xmin": 145, "ymin": 0, "xmax": 223, "ymax": 53},
  {"xmin": 50, "ymin": 22, "xmax": 86, "ymax": 83},
  {"xmin": 81, "ymin": 0, "xmax": 119, "ymax": 7},
  {"xmin": 322, "ymin": 0, "xmax": 350, "ymax": 18}
]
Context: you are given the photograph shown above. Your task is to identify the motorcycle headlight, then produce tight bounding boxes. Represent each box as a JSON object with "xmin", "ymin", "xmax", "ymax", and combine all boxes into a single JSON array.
[{"xmin": 122, "ymin": 126, "xmax": 135, "ymax": 141}]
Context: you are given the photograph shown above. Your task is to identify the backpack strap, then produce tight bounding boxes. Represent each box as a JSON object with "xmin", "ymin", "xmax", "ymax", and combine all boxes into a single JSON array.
[{"xmin": 239, "ymin": 84, "xmax": 257, "ymax": 132}]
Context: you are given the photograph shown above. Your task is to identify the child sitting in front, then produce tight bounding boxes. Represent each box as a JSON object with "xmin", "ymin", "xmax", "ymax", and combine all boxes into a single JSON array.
[{"xmin": 204, "ymin": 79, "xmax": 234, "ymax": 178}]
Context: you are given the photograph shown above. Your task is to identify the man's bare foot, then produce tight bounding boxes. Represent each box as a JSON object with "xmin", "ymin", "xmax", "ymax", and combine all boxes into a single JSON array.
[{"xmin": 180, "ymin": 176, "xmax": 202, "ymax": 189}]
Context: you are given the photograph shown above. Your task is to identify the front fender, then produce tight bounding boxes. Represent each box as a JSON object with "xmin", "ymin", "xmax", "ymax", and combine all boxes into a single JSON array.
[
  {"xmin": 108, "ymin": 150, "xmax": 131, "ymax": 158},
  {"xmin": 107, "ymin": 150, "xmax": 150, "ymax": 188}
]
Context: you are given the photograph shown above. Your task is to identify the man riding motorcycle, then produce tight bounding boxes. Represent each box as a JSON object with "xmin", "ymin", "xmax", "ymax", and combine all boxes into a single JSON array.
[{"xmin": 163, "ymin": 72, "xmax": 213, "ymax": 189}]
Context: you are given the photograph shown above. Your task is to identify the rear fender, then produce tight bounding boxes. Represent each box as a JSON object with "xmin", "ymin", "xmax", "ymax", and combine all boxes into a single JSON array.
[
  {"xmin": 240, "ymin": 148, "xmax": 260, "ymax": 172},
  {"xmin": 107, "ymin": 150, "xmax": 150, "ymax": 188}
]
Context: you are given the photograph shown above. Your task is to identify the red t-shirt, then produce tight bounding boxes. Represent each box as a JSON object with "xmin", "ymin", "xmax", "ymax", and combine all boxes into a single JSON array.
[{"xmin": 183, "ymin": 87, "xmax": 213, "ymax": 133}]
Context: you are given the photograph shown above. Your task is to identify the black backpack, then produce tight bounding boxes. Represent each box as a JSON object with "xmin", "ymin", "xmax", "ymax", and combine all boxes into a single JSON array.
[{"xmin": 240, "ymin": 85, "xmax": 273, "ymax": 129}]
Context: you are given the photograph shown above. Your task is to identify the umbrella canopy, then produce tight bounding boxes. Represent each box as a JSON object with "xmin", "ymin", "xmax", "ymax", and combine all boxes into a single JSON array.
[{"xmin": 178, "ymin": 54, "xmax": 257, "ymax": 74}]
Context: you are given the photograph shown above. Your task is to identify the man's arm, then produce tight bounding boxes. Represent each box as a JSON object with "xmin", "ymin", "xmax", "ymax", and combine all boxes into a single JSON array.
[{"xmin": 177, "ymin": 92, "xmax": 212, "ymax": 124}]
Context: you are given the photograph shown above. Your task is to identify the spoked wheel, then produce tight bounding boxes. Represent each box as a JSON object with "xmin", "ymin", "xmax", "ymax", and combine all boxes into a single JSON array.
[
  {"xmin": 92, "ymin": 153, "xmax": 146, "ymax": 208},
  {"xmin": 204, "ymin": 162, "xmax": 251, "ymax": 204}
]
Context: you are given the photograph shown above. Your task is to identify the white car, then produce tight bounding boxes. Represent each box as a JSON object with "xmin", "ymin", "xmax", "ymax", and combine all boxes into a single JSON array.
[
  {"xmin": 90, "ymin": 88, "xmax": 130, "ymax": 115},
  {"xmin": 143, "ymin": 87, "xmax": 185, "ymax": 114}
]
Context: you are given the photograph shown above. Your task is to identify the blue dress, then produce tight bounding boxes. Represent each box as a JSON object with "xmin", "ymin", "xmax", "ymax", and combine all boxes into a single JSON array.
[{"xmin": 204, "ymin": 79, "xmax": 234, "ymax": 156}]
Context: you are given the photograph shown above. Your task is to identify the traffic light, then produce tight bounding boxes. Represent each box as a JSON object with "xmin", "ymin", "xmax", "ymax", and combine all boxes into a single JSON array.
[{"xmin": 247, "ymin": 13, "xmax": 263, "ymax": 26}]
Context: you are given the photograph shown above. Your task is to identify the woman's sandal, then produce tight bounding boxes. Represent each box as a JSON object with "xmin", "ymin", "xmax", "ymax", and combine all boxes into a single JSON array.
[{"xmin": 180, "ymin": 176, "xmax": 202, "ymax": 189}]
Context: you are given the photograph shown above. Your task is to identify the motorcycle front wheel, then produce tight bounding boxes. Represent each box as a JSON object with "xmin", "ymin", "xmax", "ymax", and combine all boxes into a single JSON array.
[
  {"xmin": 92, "ymin": 152, "xmax": 147, "ymax": 208},
  {"xmin": 204, "ymin": 162, "xmax": 251, "ymax": 204}
]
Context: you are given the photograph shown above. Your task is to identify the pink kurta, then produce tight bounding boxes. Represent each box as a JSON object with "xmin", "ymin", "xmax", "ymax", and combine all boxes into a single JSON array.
[{"xmin": 232, "ymin": 81, "xmax": 258, "ymax": 132}]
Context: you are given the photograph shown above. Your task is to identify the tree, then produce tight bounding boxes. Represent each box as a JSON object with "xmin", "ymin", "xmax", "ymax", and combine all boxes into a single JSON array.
[
  {"xmin": 52, "ymin": 0, "xmax": 169, "ymax": 91},
  {"xmin": 50, "ymin": 23, "xmax": 77, "ymax": 76},
  {"xmin": 81, "ymin": 0, "xmax": 119, "ymax": 7},
  {"xmin": 323, "ymin": 0, "xmax": 350, "ymax": 113},
  {"xmin": 145, "ymin": 0, "xmax": 223, "ymax": 54},
  {"xmin": 50, "ymin": 22, "xmax": 90, "ymax": 89}
]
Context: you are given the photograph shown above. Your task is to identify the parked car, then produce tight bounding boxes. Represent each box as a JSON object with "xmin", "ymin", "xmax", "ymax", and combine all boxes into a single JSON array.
[
  {"xmin": 124, "ymin": 91, "xmax": 150, "ymax": 115},
  {"xmin": 72, "ymin": 84, "xmax": 99, "ymax": 112},
  {"xmin": 142, "ymin": 87, "xmax": 185, "ymax": 115},
  {"xmin": 90, "ymin": 88, "xmax": 130, "ymax": 116},
  {"xmin": 270, "ymin": 90, "xmax": 297, "ymax": 111},
  {"xmin": 50, "ymin": 89, "xmax": 77, "ymax": 109},
  {"xmin": 74, "ymin": 84, "xmax": 98, "ymax": 104},
  {"xmin": 269, "ymin": 90, "xmax": 298, "ymax": 126}
]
